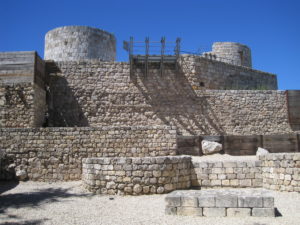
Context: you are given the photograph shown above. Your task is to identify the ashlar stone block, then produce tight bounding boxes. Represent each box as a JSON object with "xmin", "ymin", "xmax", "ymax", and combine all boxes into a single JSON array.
[
  {"xmin": 252, "ymin": 208, "xmax": 275, "ymax": 217},
  {"xmin": 227, "ymin": 208, "xmax": 251, "ymax": 217},
  {"xmin": 203, "ymin": 207, "xmax": 226, "ymax": 217},
  {"xmin": 177, "ymin": 207, "xmax": 203, "ymax": 216}
]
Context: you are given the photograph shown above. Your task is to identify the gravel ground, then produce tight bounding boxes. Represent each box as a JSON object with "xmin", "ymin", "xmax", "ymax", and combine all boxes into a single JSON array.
[{"xmin": 0, "ymin": 181, "xmax": 299, "ymax": 225}]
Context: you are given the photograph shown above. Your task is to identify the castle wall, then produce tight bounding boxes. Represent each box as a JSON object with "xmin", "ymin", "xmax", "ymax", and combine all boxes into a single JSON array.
[
  {"xmin": 0, "ymin": 126, "xmax": 177, "ymax": 181},
  {"xmin": 182, "ymin": 55, "xmax": 277, "ymax": 90},
  {"xmin": 44, "ymin": 26, "xmax": 116, "ymax": 61},
  {"xmin": 0, "ymin": 52, "xmax": 46, "ymax": 128},
  {"xmin": 48, "ymin": 61, "xmax": 291, "ymax": 135}
]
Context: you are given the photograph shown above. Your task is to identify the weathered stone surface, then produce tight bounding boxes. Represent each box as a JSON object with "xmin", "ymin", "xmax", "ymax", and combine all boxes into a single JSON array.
[
  {"xmin": 203, "ymin": 208, "xmax": 226, "ymax": 217},
  {"xmin": 201, "ymin": 140, "xmax": 222, "ymax": 155},
  {"xmin": 227, "ymin": 208, "xmax": 251, "ymax": 217},
  {"xmin": 177, "ymin": 207, "xmax": 202, "ymax": 216},
  {"xmin": 238, "ymin": 196, "xmax": 263, "ymax": 208},
  {"xmin": 252, "ymin": 208, "xmax": 275, "ymax": 217},
  {"xmin": 198, "ymin": 195, "xmax": 215, "ymax": 207}
]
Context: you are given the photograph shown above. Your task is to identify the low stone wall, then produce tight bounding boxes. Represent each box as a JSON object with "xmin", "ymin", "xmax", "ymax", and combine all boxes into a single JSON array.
[
  {"xmin": 191, "ymin": 159, "xmax": 262, "ymax": 188},
  {"xmin": 82, "ymin": 156, "xmax": 191, "ymax": 195},
  {"xmin": 0, "ymin": 126, "xmax": 177, "ymax": 181},
  {"xmin": 260, "ymin": 153, "xmax": 300, "ymax": 192},
  {"xmin": 165, "ymin": 189, "xmax": 275, "ymax": 217}
]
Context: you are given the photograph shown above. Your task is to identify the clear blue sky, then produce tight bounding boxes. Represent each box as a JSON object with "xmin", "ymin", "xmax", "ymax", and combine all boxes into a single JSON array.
[{"xmin": 0, "ymin": 0, "xmax": 299, "ymax": 90}]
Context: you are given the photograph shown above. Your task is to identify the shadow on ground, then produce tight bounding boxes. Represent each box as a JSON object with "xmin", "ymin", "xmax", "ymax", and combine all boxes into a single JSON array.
[{"xmin": 0, "ymin": 182, "xmax": 91, "ymax": 225}]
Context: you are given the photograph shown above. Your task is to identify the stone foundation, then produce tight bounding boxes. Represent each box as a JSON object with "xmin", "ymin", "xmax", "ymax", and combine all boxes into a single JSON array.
[
  {"xmin": 165, "ymin": 189, "xmax": 275, "ymax": 217},
  {"xmin": 82, "ymin": 156, "xmax": 191, "ymax": 195}
]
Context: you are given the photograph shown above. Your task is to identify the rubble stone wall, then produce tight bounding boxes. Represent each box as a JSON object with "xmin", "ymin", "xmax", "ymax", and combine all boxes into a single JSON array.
[
  {"xmin": 0, "ymin": 126, "xmax": 177, "ymax": 181},
  {"xmin": 260, "ymin": 153, "xmax": 300, "ymax": 192},
  {"xmin": 48, "ymin": 61, "xmax": 290, "ymax": 135},
  {"xmin": 82, "ymin": 156, "xmax": 191, "ymax": 195},
  {"xmin": 181, "ymin": 55, "xmax": 277, "ymax": 90}
]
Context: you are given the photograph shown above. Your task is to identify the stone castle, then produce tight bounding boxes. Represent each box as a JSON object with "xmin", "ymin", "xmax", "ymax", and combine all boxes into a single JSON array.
[{"xmin": 0, "ymin": 26, "xmax": 299, "ymax": 195}]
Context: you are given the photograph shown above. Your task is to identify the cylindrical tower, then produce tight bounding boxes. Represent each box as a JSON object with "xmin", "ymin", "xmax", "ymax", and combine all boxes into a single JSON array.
[
  {"xmin": 211, "ymin": 42, "xmax": 252, "ymax": 68},
  {"xmin": 44, "ymin": 26, "xmax": 116, "ymax": 61}
]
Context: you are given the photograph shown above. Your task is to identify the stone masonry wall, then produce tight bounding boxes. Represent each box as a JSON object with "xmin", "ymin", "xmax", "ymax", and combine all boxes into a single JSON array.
[
  {"xmin": 260, "ymin": 153, "xmax": 300, "ymax": 192},
  {"xmin": 0, "ymin": 83, "xmax": 46, "ymax": 128},
  {"xmin": 181, "ymin": 55, "xmax": 277, "ymax": 90},
  {"xmin": 0, "ymin": 126, "xmax": 177, "ymax": 181},
  {"xmin": 48, "ymin": 61, "xmax": 291, "ymax": 135},
  {"xmin": 191, "ymin": 159, "xmax": 262, "ymax": 188},
  {"xmin": 82, "ymin": 156, "xmax": 191, "ymax": 195},
  {"xmin": 0, "ymin": 83, "xmax": 35, "ymax": 127}
]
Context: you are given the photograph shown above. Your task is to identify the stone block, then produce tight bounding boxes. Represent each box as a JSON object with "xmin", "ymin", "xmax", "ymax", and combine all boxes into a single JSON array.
[
  {"xmin": 240, "ymin": 195, "xmax": 262, "ymax": 208},
  {"xmin": 263, "ymin": 196, "xmax": 274, "ymax": 208},
  {"xmin": 198, "ymin": 195, "xmax": 215, "ymax": 207},
  {"xmin": 203, "ymin": 208, "xmax": 226, "ymax": 217},
  {"xmin": 165, "ymin": 195, "xmax": 181, "ymax": 206},
  {"xmin": 216, "ymin": 195, "xmax": 237, "ymax": 207},
  {"xmin": 181, "ymin": 196, "xmax": 198, "ymax": 207},
  {"xmin": 177, "ymin": 207, "xmax": 203, "ymax": 216},
  {"xmin": 252, "ymin": 208, "xmax": 275, "ymax": 217},
  {"xmin": 227, "ymin": 208, "xmax": 251, "ymax": 217}
]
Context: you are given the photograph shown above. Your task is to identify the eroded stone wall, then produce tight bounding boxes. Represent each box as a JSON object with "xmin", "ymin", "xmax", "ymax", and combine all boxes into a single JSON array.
[
  {"xmin": 82, "ymin": 156, "xmax": 191, "ymax": 195},
  {"xmin": 48, "ymin": 61, "xmax": 290, "ymax": 135},
  {"xmin": 0, "ymin": 126, "xmax": 177, "ymax": 181}
]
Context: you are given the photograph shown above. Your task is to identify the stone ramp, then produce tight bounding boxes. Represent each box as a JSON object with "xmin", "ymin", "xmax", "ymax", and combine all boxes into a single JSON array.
[{"xmin": 165, "ymin": 189, "xmax": 275, "ymax": 217}]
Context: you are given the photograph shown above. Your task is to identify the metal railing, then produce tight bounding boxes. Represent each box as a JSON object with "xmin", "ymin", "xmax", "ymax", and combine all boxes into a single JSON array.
[{"xmin": 123, "ymin": 37, "xmax": 181, "ymax": 77}]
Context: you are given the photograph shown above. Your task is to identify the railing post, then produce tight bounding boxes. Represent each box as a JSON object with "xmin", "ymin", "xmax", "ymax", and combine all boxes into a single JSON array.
[
  {"xmin": 160, "ymin": 37, "xmax": 165, "ymax": 76},
  {"xmin": 129, "ymin": 36, "xmax": 134, "ymax": 77},
  {"xmin": 145, "ymin": 37, "xmax": 149, "ymax": 78}
]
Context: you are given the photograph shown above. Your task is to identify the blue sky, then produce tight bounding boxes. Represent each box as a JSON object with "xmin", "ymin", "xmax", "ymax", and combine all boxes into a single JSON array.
[{"xmin": 0, "ymin": 0, "xmax": 299, "ymax": 90}]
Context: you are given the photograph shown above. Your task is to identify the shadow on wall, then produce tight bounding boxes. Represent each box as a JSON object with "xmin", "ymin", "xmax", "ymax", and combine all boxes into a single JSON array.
[
  {"xmin": 48, "ymin": 74, "xmax": 89, "ymax": 127},
  {"xmin": 131, "ymin": 63, "xmax": 225, "ymax": 135}
]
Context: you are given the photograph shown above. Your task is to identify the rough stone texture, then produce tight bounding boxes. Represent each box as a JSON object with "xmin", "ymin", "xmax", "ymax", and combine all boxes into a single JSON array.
[
  {"xmin": 165, "ymin": 189, "xmax": 274, "ymax": 217},
  {"xmin": 0, "ymin": 83, "xmax": 46, "ymax": 128},
  {"xmin": 44, "ymin": 26, "xmax": 116, "ymax": 61},
  {"xmin": 82, "ymin": 156, "xmax": 191, "ymax": 195},
  {"xmin": 191, "ymin": 159, "xmax": 262, "ymax": 188},
  {"xmin": 48, "ymin": 61, "xmax": 290, "ymax": 135},
  {"xmin": 260, "ymin": 153, "xmax": 300, "ymax": 192},
  {"xmin": 226, "ymin": 208, "xmax": 251, "ymax": 217},
  {"xmin": 181, "ymin": 55, "xmax": 277, "ymax": 90},
  {"xmin": 0, "ymin": 126, "xmax": 177, "ymax": 181},
  {"xmin": 201, "ymin": 140, "xmax": 222, "ymax": 155}
]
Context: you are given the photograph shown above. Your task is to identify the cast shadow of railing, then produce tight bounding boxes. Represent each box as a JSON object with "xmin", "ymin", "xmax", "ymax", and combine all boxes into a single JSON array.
[{"xmin": 131, "ymin": 63, "xmax": 225, "ymax": 135}]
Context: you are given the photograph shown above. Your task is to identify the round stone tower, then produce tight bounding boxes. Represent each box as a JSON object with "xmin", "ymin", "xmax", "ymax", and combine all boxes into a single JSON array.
[
  {"xmin": 211, "ymin": 42, "xmax": 252, "ymax": 68},
  {"xmin": 44, "ymin": 26, "xmax": 116, "ymax": 61}
]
